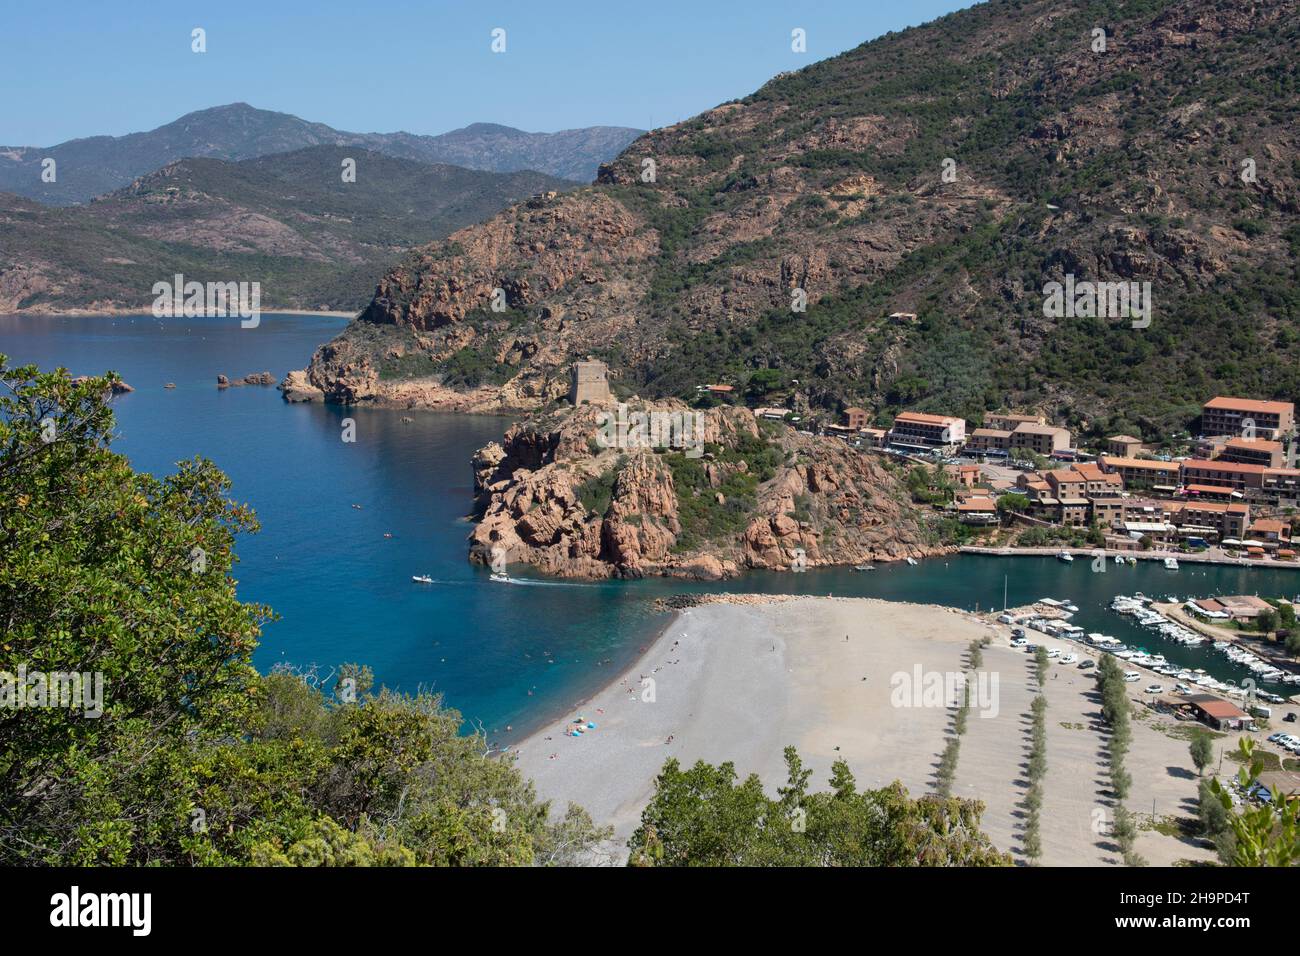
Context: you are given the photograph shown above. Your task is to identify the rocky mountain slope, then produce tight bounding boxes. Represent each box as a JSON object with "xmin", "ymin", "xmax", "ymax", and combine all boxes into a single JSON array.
[
  {"xmin": 0, "ymin": 104, "xmax": 643, "ymax": 204},
  {"xmin": 467, "ymin": 402, "xmax": 939, "ymax": 579},
  {"xmin": 297, "ymin": 0, "xmax": 1300, "ymax": 439},
  {"xmin": 0, "ymin": 147, "xmax": 575, "ymax": 313}
]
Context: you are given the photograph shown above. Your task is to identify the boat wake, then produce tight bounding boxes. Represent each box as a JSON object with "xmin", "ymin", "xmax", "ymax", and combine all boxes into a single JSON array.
[{"xmin": 491, "ymin": 575, "xmax": 599, "ymax": 588}]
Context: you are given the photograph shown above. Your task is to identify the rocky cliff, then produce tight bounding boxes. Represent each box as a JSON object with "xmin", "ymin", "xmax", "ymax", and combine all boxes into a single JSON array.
[
  {"xmin": 467, "ymin": 402, "xmax": 941, "ymax": 579},
  {"xmin": 292, "ymin": 0, "xmax": 1300, "ymax": 439}
]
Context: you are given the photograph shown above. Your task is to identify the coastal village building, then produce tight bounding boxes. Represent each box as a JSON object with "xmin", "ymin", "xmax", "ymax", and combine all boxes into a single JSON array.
[
  {"xmin": 985, "ymin": 412, "xmax": 1045, "ymax": 431},
  {"xmin": 954, "ymin": 495, "xmax": 998, "ymax": 525},
  {"xmin": 1255, "ymin": 772, "xmax": 1300, "ymax": 804},
  {"xmin": 753, "ymin": 407, "xmax": 790, "ymax": 421},
  {"xmin": 1183, "ymin": 694, "xmax": 1254, "ymax": 732},
  {"xmin": 1092, "ymin": 498, "xmax": 1173, "ymax": 537},
  {"xmin": 1201, "ymin": 396, "xmax": 1295, "ymax": 440},
  {"xmin": 1098, "ymin": 456, "xmax": 1180, "ymax": 493},
  {"xmin": 860, "ymin": 426, "xmax": 887, "ymax": 448},
  {"xmin": 1246, "ymin": 518, "xmax": 1291, "ymax": 546},
  {"xmin": 1179, "ymin": 459, "xmax": 1265, "ymax": 492},
  {"xmin": 1009, "ymin": 422, "xmax": 1072, "ymax": 456},
  {"xmin": 843, "ymin": 406, "xmax": 870, "ymax": 430},
  {"xmin": 1175, "ymin": 459, "xmax": 1300, "ymax": 503},
  {"xmin": 1220, "ymin": 437, "xmax": 1285, "ymax": 468},
  {"xmin": 1107, "ymin": 435, "xmax": 1145, "ymax": 457},
  {"xmin": 1043, "ymin": 468, "xmax": 1086, "ymax": 499},
  {"xmin": 888, "ymin": 411, "xmax": 967, "ymax": 450},
  {"xmin": 1183, "ymin": 483, "xmax": 1237, "ymax": 501},
  {"xmin": 1168, "ymin": 500, "xmax": 1250, "ymax": 543},
  {"xmin": 965, "ymin": 428, "xmax": 1013, "ymax": 455},
  {"xmin": 945, "ymin": 464, "xmax": 983, "ymax": 489},
  {"xmin": 1069, "ymin": 461, "xmax": 1123, "ymax": 496},
  {"xmin": 570, "ymin": 360, "xmax": 612, "ymax": 405},
  {"xmin": 1262, "ymin": 468, "xmax": 1300, "ymax": 498}
]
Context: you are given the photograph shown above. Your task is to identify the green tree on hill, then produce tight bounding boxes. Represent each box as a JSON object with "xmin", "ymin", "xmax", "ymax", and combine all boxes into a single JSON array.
[
  {"xmin": 628, "ymin": 747, "xmax": 1011, "ymax": 867},
  {"xmin": 0, "ymin": 357, "xmax": 609, "ymax": 866}
]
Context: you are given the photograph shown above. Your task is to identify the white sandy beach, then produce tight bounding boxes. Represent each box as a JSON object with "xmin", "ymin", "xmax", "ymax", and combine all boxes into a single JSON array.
[{"xmin": 512, "ymin": 595, "xmax": 1229, "ymax": 865}]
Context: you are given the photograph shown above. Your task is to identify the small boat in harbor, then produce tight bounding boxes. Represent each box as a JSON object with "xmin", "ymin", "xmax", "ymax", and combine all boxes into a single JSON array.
[
  {"xmin": 490, "ymin": 571, "xmax": 510, "ymax": 583},
  {"xmin": 411, "ymin": 574, "xmax": 433, "ymax": 584},
  {"xmin": 853, "ymin": 565, "xmax": 875, "ymax": 571},
  {"xmin": 1164, "ymin": 557, "xmax": 1179, "ymax": 570},
  {"xmin": 1056, "ymin": 551, "xmax": 1074, "ymax": 563},
  {"xmin": 906, "ymin": 557, "xmax": 918, "ymax": 566}
]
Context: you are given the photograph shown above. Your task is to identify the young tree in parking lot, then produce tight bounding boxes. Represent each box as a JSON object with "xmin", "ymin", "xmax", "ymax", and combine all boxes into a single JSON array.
[
  {"xmin": 1285, "ymin": 630, "xmax": 1300, "ymax": 660},
  {"xmin": 1197, "ymin": 779, "xmax": 1236, "ymax": 863},
  {"xmin": 1189, "ymin": 730, "xmax": 1214, "ymax": 776}
]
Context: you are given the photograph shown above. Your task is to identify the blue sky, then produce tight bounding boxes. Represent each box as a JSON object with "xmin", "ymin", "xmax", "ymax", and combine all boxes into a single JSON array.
[{"xmin": 1, "ymin": 0, "xmax": 975, "ymax": 146}]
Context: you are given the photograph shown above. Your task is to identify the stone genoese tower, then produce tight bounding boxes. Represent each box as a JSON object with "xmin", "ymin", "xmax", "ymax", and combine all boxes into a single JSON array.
[{"xmin": 569, "ymin": 359, "xmax": 612, "ymax": 405}]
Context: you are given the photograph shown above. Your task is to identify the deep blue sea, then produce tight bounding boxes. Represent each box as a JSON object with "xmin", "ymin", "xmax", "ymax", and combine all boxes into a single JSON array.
[{"xmin": 3, "ymin": 313, "xmax": 1296, "ymax": 740}]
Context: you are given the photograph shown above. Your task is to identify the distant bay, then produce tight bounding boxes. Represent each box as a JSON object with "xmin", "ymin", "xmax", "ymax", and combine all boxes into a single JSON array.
[{"xmin": 3, "ymin": 312, "xmax": 1295, "ymax": 744}]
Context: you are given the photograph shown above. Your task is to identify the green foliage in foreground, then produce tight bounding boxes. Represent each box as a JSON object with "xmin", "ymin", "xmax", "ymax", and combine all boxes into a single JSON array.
[
  {"xmin": 627, "ymin": 747, "xmax": 1012, "ymax": 866},
  {"xmin": 1209, "ymin": 739, "xmax": 1300, "ymax": 867},
  {"xmin": 0, "ymin": 357, "xmax": 608, "ymax": 866}
]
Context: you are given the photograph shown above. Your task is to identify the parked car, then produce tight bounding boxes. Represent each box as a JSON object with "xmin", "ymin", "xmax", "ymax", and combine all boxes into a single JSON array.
[
  {"xmin": 1284, "ymin": 712, "xmax": 1297, "ymax": 723},
  {"xmin": 1010, "ymin": 638, "xmax": 1028, "ymax": 648},
  {"xmin": 1145, "ymin": 684, "xmax": 1163, "ymax": 694},
  {"xmin": 1078, "ymin": 660, "xmax": 1095, "ymax": 670},
  {"xmin": 1011, "ymin": 627, "xmax": 1025, "ymax": 639},
  {"xmin": 1060, "ymin": 653, "xmax": 1078, "ymax": 664},
  {"xmin": 1047, "ymin": 648, "xmax": 1060, "ymax": 658},
  {"xmin": 1123, "ymin": 672, "xmax": 1141, "ymax": 682}
]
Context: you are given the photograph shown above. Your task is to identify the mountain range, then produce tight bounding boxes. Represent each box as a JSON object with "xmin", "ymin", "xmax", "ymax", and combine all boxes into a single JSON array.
[
  {"xmin": 296, "ymin": 0, "xmax": 1300, "ymax": 440},
  {"xmin": 0, "ymin": 103, "xmax": 644, "ymax": 204},
  {"xmin": 0, "ymin": 146, "xmax": 576, "ymax": 312}
]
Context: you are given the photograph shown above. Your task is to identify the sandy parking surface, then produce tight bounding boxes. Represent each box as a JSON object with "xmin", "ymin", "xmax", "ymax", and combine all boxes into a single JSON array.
[{"xmin": 511, "ymin": 596, "xmax": 1227, "ymax": 864}]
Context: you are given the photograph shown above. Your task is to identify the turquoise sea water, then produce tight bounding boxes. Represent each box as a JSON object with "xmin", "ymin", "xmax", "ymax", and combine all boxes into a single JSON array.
[{"xmin": 3, "ymin": 313, "xmax": 1296, "ymax": 742}]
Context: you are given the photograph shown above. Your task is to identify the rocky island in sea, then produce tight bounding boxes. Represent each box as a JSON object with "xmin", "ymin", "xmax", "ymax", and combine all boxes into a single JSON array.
[{"xmin": 465, "ymin": 396, "xmax": 941, "ymax": 579}]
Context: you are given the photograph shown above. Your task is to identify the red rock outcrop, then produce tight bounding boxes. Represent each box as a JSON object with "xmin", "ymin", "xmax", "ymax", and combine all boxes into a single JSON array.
[{"xmin": 468, "ymin": 402, "xmax": 943, "ymax": 579}]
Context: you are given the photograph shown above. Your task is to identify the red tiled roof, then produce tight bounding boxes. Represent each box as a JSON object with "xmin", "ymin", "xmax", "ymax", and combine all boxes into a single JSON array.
[
  {"xmin": 896, "ymin": 411, "xmax": 963, "ymax": 426},
  {"xmin": 1205, "ymin": 396, "xmax": 1294, "ymax": 415}
]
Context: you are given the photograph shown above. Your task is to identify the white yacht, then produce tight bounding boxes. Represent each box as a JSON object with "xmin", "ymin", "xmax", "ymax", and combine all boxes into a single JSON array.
[
  {"xmin": 1163, "ymin": 557, "xmax": 1179, "ymax": 570},
  {"xmin": 411, "ymin": 574, "xmax": 433, "ymax": 584},
  {"xmin": 1056, "ymin": 551, "xmax": 1074, "ymax": 563}
]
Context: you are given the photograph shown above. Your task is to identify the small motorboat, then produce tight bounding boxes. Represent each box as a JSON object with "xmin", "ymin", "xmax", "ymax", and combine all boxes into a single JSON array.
[
  {"xmin": 411, "ymin": 574, "xmax": 433, "ymax": 584},
  {"xmin": 905, "ymin": 557, "xmax": 918, "ymax": 566},
  {"xmin": 490, "ymin": 571, "xmax": 510, "ymax": 583},
  {"xmin": 1057, "ymin": 551, "xmax": 1074, "ymax": 563},
  {"xmin": 853, "ymin": 564, "xmax": 875, "ymax": 571},
  {"xmin": 1164, "ymin": 557, "xmax": 1179, "ymax": 570}
]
